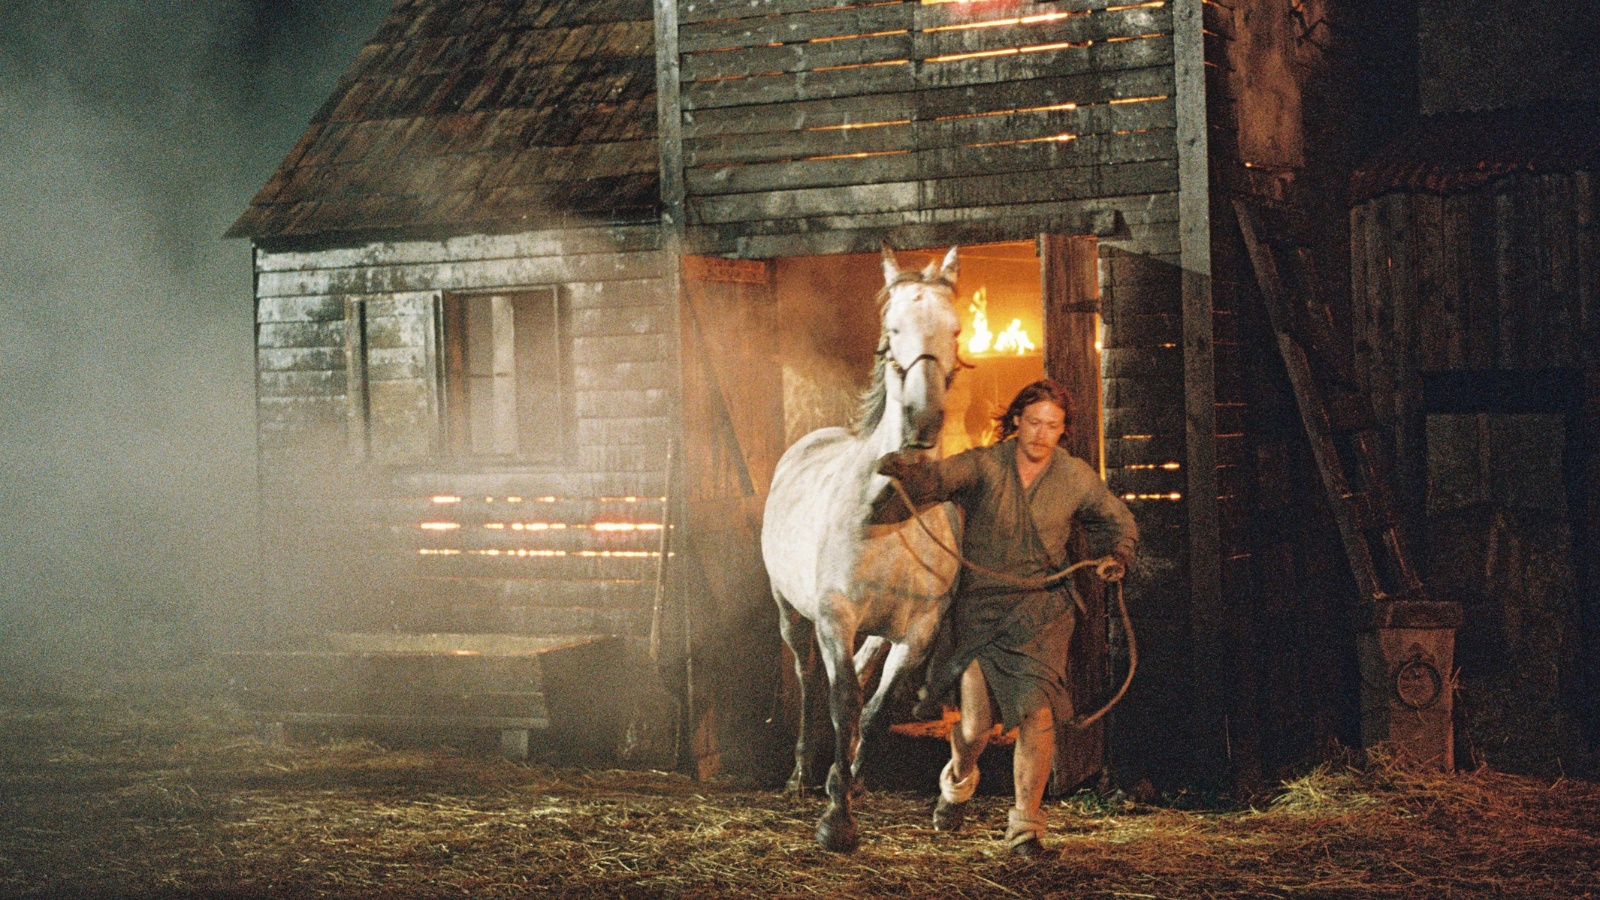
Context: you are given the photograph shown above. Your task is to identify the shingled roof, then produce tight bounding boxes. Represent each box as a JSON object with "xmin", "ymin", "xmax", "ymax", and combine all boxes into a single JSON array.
[
  {"xmin": 228, "ymin": 0, "xmax": 660, "ymax": 242},
  {"xmin": 1351, "ymin": 100, "xmax": 1600, "ymax": 205}
]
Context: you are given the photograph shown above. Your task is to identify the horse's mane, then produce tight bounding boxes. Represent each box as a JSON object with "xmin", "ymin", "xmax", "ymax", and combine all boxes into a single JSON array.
[{"xmin": 851, "ymin": 270, "xmax": 954, "ymax": 435}]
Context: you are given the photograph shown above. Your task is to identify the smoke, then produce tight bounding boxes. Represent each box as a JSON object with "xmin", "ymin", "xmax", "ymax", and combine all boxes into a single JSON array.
[{"xmin": 0, "ymin": 1, "xmax": 388, "ymax": 688}]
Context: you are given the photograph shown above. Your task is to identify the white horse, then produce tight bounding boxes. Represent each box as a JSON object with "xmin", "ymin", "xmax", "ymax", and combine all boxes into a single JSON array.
[{"xmin": 762, "ymin": 243, "xmax": 964, "ymax": 853}]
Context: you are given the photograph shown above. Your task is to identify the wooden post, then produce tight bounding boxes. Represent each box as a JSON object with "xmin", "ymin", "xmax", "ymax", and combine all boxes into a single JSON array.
[
  {"xmin": 1043, "ymin": 233, "xmax": 1109, "ymax": 793},
  {"xmin": 1174, "ymin": 0, "xmax": 1227, "ymax": 779}
]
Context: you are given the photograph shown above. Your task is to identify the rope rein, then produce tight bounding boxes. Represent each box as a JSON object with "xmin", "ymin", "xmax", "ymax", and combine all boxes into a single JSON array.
[{"xmin": 883, "ymin": 475, "xmax": 1138, "ymax": 730}]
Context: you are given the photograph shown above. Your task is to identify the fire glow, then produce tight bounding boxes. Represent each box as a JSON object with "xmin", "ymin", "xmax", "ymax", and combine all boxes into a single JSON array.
[{"xmin": 967, "ymin": 288, "xmax": 1037, "ymax": 356}]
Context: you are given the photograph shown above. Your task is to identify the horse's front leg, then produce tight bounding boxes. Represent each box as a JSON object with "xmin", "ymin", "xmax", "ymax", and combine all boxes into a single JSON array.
[
  {"xmin": 854, "ymin": 611, "xmax": 940, "ymax": 788},
  {"xmin": 775, "ymin": 594, "xmax": 829, "ymax": 796},
  {"xmin": 815, "ymin": 612, "xmax": 863, "ymax": 853}
]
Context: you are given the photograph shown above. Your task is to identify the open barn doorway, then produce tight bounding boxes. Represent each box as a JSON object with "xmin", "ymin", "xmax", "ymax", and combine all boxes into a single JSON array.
[{"xmin": 768, "ymin": 236, "xmax": 1107, "ymax": 792}]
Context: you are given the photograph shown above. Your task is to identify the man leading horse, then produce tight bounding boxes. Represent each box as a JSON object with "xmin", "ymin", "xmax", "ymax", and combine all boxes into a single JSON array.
[{"xmin": 878, "ymin": 377, "xmax": 1138, "ymax": 857}]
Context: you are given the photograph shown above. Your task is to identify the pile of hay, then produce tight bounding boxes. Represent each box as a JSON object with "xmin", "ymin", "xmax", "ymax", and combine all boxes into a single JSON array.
[{"xmin": 2, "ymin": 667, "xmax": 1597, "ymax": 898}]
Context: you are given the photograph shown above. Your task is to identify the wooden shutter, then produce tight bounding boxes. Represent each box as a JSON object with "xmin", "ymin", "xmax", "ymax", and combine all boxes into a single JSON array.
[{"xmin": 677, "ymin": 255, "xmax": 785, "ymax": 779}]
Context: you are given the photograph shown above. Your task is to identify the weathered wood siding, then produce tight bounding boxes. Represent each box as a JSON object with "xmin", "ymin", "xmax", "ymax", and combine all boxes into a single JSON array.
[
  {"xmin": 1351, "ymin": 173, "xmax": 1600, "ymax": 527},
  {"xmin": 674, "ymin": 0, "xmax": 1180, "ymax": 256},
  {"xmin": 254, "ymin": 224, "xmax": 674, "ymax": 640},
  {"xmin": 1176, "ymin": 0, "xmax": 1376, "ymax": 787}
]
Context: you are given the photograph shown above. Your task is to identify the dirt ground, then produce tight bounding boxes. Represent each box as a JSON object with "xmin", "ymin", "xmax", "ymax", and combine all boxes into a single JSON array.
[{"xmin": 2, "ymin": 666, "xmax": 1598, "ymax": 899}]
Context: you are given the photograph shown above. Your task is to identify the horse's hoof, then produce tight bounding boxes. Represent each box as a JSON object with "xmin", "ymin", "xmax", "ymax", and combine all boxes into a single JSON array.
[
  {"xmin": 816, "ymin": 814, "xmax": 860, "ymax": 853},
  {"xmin": 849, "ymin": 778, "xmax": 868, "ymax": 800},
  {"xmin": 932, "ymin": 797, "xmax": 967, "ymax": 833}
]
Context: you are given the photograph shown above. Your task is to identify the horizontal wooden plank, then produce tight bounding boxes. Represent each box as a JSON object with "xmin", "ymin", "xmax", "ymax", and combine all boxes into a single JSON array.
[
  {"xmin": 255, "ymin": 225, "xmax": 662, "ymax": 274},
  {"xmin": 408, "ymin": 577, "xmax": 655, "ymax": 609},
  {"xmin": 685, "ymin": 190, "xmax": 1179, "ymax": 256},
  {"xmin": 682, "ymin": 32, "xmax": 1171, "ymax": 110},
  {"xmin": 258, "ymin": 347, "xmax": 345, "ymax": 372},
  {"xmin": 258, "ymin": 321, "xmax": 346, "ymax": 350},
  {"xmin": 389, "ymin": 469, "xmax": 667, "ymax": 501},
  {"xmin": 682, "ymin": 65, "xmax": 1173, "ymax": 138},
  {"xmin": 680, "ymin": 0, "xmax": 891, "ymax": 25},
  {"xmin": 258, "ymin": 370, "xmax": 347, "ymax": 399},
  {"xmin": 233, "ymin": 691, "xmax": 552, "ymax": 724},
  {"xmin": 1105, "ymin": 313, "xmax": 1182, "ymax": 349},
  {"xmin": 414, "ymin": 553, "xmax": 660, "ymax": 582},
  {"xmin": 565, "ymin": 278, "xmax": 669, "ymax": 310},
  {"xmin": 680, "ymin": 4, "xmax": 1169, "ymax": 81},
  {"xmin": 688, "ymin": 156, "xmax": 1175, "ymax": 225},
  {"xmin": 562, "ymin": 445, "xmax": 676, "ymax": 473},
  {"xmin": 1104, "ymin": 434, "xmax": 1186, "ymax": 467},
  {"xmin": 576, "ymin": 415, "xmax": 672, "ymax": 446},
  {"xmin": 683, "ymin": 58, "xmax": 914, "ymax": 112},
  {"xmin": 228, "ymin": 709, "xmax": 550, "ymax": 730},
  {"xmin": 927, "ymin": 157, "xmax": 1177, "ymax": 208},
  {"xmin": 915, "ymin": 4, "xmax": 1170, "ymax": 57},
  {"xmin": 573, "ymin": 360, "xmax": 675, "ymax": 392},
  {"xmin": 688, "ymin": 93, "xmax": 1174, "ymax": 173},
  {"xmin": 365, "ymin": 347, "xmax": 430, "ymax": 381},
  {"xmin": 376, "ymin": 499, "xmax": 666, "ymax": 527},
  {"xmin": 363, "ymin": 314, "xmax": 429, "ymax": 351},
  {"xmin": 688, "ymin": 127, "xmax": 1174, "ymax": 196},
  {"xmin": 682, "ymin": 31, "xmax": 912, "ymax": 82},
  {"xmin": 575, "ymin": 388, "xmax": 672, "ymax": 418},
  {"xmin": 257, "ymin": 251, "xmax": 667, "ymax": 299},
  {"xmin": 257, "ymin": 295, "xmax": 346, "ymax": 324},
  {"xmin": 223, "ymin": 652, "xmax": 551, "ymax": 693},
  {"xmin": 1106, "ymin": 403, "xmax": 1182, "ymax": 436},
  {"xmin": 397, "ymin": 525, "xmax": 664, "ymax": 555},
  {"xmin": 445, "ymin": 603, "xmax": 653, "ymax": 637},
  {"xmin": 570, "ymin": 332, "xmax": 672, "ymax": 365},
  {"xmin": 1101, "ymin": 344, "xmax": 1182, "ymax": 375},
  {"xmin": 679, "ymin": 0, "xmax": 1157, "ymax": 29},
  {"xmin": 570, "ymin": 304, "xmax": 671, "ymax": 338},
  {"xmin": 1106, "ymin": 466, "xmax": 1185, "ymax": 495},
  {"xmin": 687, "ymin": 119, "xmax": 915, "ymax": 170},
  {"xmin": 680, "ymin": 3, "xmax": 912, "ymax": 52},
  {"xmin": 917, "ymin": 32, "xmax": 1172, "ymax": 91}
]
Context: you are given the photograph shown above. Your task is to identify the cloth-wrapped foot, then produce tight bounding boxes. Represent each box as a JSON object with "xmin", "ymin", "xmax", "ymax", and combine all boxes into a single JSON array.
[
  {"xmin": 1005, "ymin": 808, "xmax": 1047, "ymax": 858},
  {"xmin": 933, "ymin": 759, "xmax": 978, "ymax": 832}
]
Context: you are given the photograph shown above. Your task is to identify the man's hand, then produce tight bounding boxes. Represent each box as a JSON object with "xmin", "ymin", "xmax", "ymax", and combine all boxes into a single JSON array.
[
  {"xmin": 876, "ymin": 451, "xmax": 916, "ymax": 480},
  {"xmin": 1095, "ymin": 552, "xmax": 1131, "ymax": 583}
]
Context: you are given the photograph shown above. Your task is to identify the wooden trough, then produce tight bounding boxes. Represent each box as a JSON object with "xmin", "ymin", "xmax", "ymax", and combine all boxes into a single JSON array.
[{"xmin": 220, "ymin": 632, "xmax": 626, "ymax": 759}]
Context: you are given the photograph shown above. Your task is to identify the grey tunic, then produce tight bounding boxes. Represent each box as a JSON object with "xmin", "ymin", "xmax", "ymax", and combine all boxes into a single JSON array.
[{"xmin": 890, "ymin": 439, "xmax": 1138, "ymax": 727}]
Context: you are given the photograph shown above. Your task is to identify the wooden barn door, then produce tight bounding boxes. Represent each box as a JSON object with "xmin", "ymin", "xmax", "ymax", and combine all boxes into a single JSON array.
[
  {"xmin": 678, "ymin": 255, "xmax": 786, "ymax": 780},
  {"xmin": 1042, "ymin": 234, "xmax": 1109, "ymax": 792}
]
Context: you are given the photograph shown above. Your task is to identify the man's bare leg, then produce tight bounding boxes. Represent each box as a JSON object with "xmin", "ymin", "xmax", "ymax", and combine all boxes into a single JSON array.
[
  {"xmin": 951, "ymin": 660, "xmax": 993, "ymax": 778},
  {"xmin": 934, "ymin": 661, "xmax": 992, "ymax": 831},
  {"xmin": 1007, "ymin": 704, "xmax": 1054, "ymax": 855}
]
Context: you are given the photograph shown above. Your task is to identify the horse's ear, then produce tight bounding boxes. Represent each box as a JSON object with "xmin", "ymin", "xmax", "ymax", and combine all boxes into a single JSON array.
[
  {"xmin": 881, "ymin": 240, "xmax": 900, "ymax": 284},
  {"xmin": 939, "ymin": 246, "xmax": 959, "ymax": 283}
]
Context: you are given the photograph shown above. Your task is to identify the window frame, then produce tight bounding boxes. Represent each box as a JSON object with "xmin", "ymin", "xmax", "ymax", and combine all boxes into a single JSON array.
[{"xmin": 437, "ymin": 286, "xmax": 572, "ymax": 466}]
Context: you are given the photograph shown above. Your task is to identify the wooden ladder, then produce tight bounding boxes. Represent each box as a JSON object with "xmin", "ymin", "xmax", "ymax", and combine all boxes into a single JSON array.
[{"xmin": 1234, "ymin": 200, "xmax": 1427, "ymax": 605}]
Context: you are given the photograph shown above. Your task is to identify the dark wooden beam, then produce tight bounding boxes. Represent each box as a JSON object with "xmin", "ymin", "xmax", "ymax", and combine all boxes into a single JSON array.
[{"xmin": 1174, "ymin": 0, "xmax": 1226, "ymax": 782}]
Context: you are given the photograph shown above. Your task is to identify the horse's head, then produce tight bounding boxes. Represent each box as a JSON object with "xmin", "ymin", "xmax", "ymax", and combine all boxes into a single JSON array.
[{"xmin": 879, "ymin": 242, "xmax": 961, "ymax": 451}]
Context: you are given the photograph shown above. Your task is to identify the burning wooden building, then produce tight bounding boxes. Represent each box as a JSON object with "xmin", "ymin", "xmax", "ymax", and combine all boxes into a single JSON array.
[{"xmin": 225, "ymin": 0, "xmax": 1597, "ymax": 790}]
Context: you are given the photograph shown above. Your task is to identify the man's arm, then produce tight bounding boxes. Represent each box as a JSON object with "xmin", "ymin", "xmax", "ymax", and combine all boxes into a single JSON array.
[
  {"xmin": 1075, "ymin": 471, "xmax": 1139, "ymax": 574},
  {"xmin": 875, "ymin": 449, "xmax": 980, "ymax": 505}
]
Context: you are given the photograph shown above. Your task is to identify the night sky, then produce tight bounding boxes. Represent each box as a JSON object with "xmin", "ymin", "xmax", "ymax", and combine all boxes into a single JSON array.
[{"xmin": 0, "ymin": 1, "xmax": 390, "ymax": 684}]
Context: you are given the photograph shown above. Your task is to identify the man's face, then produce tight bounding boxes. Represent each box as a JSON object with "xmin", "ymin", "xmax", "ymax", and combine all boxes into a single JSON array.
[{"xmin": 1014, "ymin": 400, "xmax": 1067, "ymax": 464}]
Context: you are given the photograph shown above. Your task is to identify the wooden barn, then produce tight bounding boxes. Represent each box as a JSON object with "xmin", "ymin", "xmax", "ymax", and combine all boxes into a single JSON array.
[{"xmin": 223, "ymin": 0, "xmax": 1594, "ymax": 791}]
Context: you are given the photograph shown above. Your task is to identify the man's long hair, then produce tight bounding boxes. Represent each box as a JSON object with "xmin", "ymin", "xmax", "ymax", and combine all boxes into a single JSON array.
[{"xmin": 994, "ymin": 378, "xmax": 1075, "ymax": 445}]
